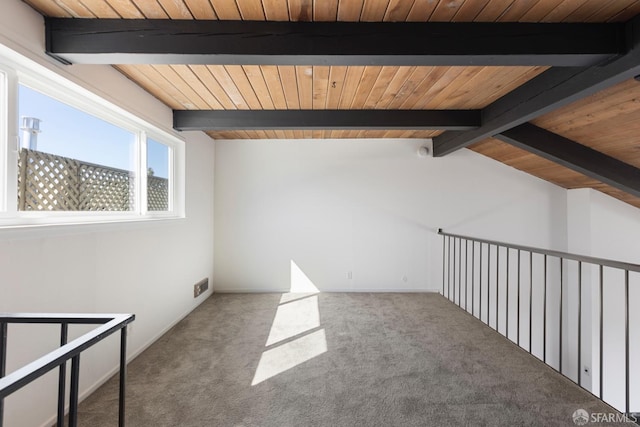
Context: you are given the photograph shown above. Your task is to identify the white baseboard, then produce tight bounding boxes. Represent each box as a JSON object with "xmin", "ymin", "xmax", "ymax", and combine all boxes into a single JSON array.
[
  {"xmin": 39, "ymin": 290, "xmax": 214, "ymax": 427},
  {"xmin": 213, "ymin": 287, "xmax": 440, "ymax": 293}
]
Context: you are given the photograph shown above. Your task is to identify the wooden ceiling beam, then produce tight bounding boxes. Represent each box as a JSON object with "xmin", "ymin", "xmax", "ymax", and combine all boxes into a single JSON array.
[
  {"xmin": 173, "ymin": 110, "xmax": 480, "ymax": 131},
  {"xmin": 495, "ymin": 123, "xmax": 640, "ymax": 198},
  {"xmin": 432, "ymin": 15, "xmax": 640, "ymax": 157},
  {"xmin": 45, "ymin": 19, "xmax": 623, "ymax": 66}
]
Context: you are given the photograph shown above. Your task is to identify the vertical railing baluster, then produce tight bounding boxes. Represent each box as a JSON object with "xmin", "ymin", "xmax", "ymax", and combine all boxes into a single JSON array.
[
  {"xmin": 448, "ymin": 236, "xmax": 452, "ymax": 300},
  {"xmin": 451, "ymin": 236, "xmax": 455, "ymax": 300},
  {"xmin": 479, "ymin": 243, "xmax": 483, "ymax": 322},
  {"xmin": 472, "ymin": 241, "xmax": 475, "ymax": 317},
  {"xmin": 506, "ymin": 248, "xmax": 510, "ymax": 339},
  {"xmin": 465, "ymin": 240, "xmax": 469, "ymax": 312},
  {"xmin": 487, "ymin": 244, "xmax": 491, "ymax": 326},
  {"xmin": 543, "ymin": 255, "xmax": 547, "ymax": 363},
  {"xmin": 57, "ymin": 323, "xmax": 68, "ymax": 427},
  {"xmin": 120, "ymin": 326, "xmax": 128, "ymax": 427},
  {"xmin": 496, "ymin": 245, "xmax": 500, "ymax": 331},
  {"xmin": 454, "ymin": 238, "xmax": 457, "ymax": 303},
  {"xmin": 577, "ymin": 262, "xmax": 582, "ymax": 387},
  {"xmin": 442, "ymin": 235, "xmax": 446, "ymax": 296},
  {"xmin": 458, "ymin": 237, "xmax": 462, "ymax": 307},
  {"xmin": 529, "ymin": 252, "xmax": 533, "ymax": 354},
  {"xmin": 0, "ymin": 321, "xmax": 7, "ymax": 427},
  {"xmin": 559, "ymin": 258, "xmax": 563, "ymax": 373},
  {"xmin": 599, "ymin": 265, "xmax": 604, "ymax": 400},
  {"xmin": 69, "ymin": 355, "xmax": 80, "ymax": 427},
  {"xmin": 625, "ymin": 270, "xmax": 630, "ymax": 416},
  {"xmin": 517, "ymin": 250, "xmax": 521, "ymax": 347}
]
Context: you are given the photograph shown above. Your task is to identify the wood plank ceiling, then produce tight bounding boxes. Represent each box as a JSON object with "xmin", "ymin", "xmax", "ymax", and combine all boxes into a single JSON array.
[
  {"xmin": 21, "ymin": 0, "xmax": 640, "ymax": 208},
  {"xmin": 471, "ymin": 77, "xmax": 640, "ymax": 207}
]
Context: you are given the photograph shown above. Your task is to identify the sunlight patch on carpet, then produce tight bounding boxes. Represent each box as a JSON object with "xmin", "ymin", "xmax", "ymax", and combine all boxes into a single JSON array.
[
  {"xmin": 252, "ymin": 329, "xmax": 327, "ymax": 386},
  {"xmin": 266, "ymin": 295, "xmax": 320, "ymax": 346},
  {"xmin": 252, "ymin": 260, "xmax": 326, "ymax": 386}
]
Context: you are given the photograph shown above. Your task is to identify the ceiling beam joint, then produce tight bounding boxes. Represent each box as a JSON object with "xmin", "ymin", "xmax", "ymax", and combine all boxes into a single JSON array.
[{"xmin": 432, "ymin": 14, "xmax": 640, "ymax": 157}]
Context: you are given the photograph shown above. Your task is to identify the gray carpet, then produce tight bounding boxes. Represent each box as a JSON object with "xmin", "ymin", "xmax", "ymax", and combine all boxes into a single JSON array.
[{"xmin": 76, "ymin": 293, "xmax": 626, "ymax": 426}]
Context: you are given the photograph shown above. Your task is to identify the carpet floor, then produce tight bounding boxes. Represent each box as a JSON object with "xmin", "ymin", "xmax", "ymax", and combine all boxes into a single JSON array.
[{"xmin": 76, "ymin": 293, "xmax": 626, "ymax": 426}]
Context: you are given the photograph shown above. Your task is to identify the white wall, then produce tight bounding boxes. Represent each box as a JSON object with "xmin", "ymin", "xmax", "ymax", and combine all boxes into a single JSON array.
[
  {"xmin": 0, "ymin": 2, "xmax": 215, "ymax": 427},
  {"xmin": 214, "ymin": 138, "xmax": 567, "ymax": 293}
]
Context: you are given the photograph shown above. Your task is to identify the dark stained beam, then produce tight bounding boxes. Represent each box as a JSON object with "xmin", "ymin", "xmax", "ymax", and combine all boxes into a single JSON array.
[
  {"xmin": 495, "ymin": 123, "xmax": 640, "ymax": 198},
  {"xmin": 432, "ymin": 15, "xmax": 640, "ymax": 157},
  {"xmin": 173, "ymin": 110, "xmax": 481, "ymax": 131},
  {"xmin": 45, "ymin": 19, "xmax": 624, "ymax": 66}
]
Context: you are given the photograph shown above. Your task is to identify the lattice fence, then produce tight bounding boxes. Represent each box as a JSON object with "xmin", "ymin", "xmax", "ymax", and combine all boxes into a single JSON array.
[
  {"xmin": 147, "ymin": 176, "xmax": 169, "ymax": 211},
  {"xmin": 18, "ymin": 149, "xmax": 168, "ymax": 211}
]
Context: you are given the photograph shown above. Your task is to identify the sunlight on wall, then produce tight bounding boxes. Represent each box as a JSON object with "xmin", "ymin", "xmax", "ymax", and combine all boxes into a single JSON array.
[
  {"xmin": 290, "ymin": 259, "xmax": 319, "ymax": 293},
  {"xmin": 251, "ymin": 261, "xmax": 326, "ymax": 386}
]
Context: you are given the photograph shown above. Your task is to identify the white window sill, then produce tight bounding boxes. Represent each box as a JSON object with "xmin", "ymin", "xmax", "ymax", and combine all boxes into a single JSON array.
[{"xmin": 0, "ymin": 213, "xmax": 186, "ymax": 238}]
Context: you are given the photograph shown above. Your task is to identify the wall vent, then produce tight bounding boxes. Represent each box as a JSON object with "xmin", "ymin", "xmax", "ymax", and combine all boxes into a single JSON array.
[{"xmin": 194, "ymin": 278, "xmax": 209, "ymax": 298}]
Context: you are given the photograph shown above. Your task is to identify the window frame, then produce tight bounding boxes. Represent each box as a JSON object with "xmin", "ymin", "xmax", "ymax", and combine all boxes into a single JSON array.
[
  {"xmin": 145, "ymin": 136, "xmax": 175, "ymax": 214},
  {"xmin": 0, "ymin": 67, "xmax": 7, "ymax": 215},
  {"xmin": 0, "ymin": 45, "xmax": 185, "ymax": 227}
]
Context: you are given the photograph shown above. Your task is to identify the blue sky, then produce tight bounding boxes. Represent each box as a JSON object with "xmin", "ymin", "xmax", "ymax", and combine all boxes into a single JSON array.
[{"xmin": 19, "ymin": 85, "xmax": 169, "ymax": 178}]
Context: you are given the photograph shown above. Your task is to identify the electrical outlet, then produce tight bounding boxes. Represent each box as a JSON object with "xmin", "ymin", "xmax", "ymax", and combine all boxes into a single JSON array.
[{"xmin": 194, "ymin": 278, "xmax": 209, "ymax": 298}]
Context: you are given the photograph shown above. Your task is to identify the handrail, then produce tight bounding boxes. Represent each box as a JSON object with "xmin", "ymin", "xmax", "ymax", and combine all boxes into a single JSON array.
[
  {"xmin": 0, "ymin": 313, "xmax": 124, "ymax": 324},
  {"xmin": 438, "ymin": 229, "xmax": 640, "ymax": 272},
  {"xmin": 0, "ymin": 313, "xmax": 134, "ymax": 427}
]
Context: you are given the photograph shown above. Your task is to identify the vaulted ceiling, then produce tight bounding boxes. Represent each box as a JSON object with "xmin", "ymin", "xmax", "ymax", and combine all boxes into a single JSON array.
[{"xmin": 21, "ymin": 0, "xmax": 640, "ymax": 208}]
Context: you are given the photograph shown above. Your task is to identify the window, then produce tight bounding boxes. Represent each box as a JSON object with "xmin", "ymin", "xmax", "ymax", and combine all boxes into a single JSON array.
[
  {"xmin": 0, "ymin": 44, "xmax": 184, "ymax": 226},
  {"xmin": 18, "ymin": 84, "xmax": 137, "ymax": 212},
  {"xmin": 147, "ymin": 139, "xmax": 171, "ymax": 212}
]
